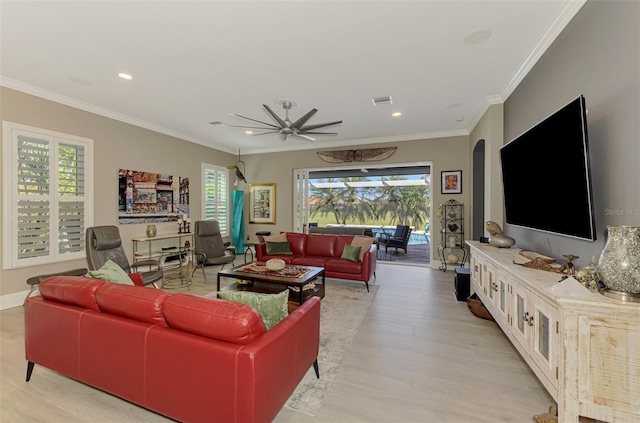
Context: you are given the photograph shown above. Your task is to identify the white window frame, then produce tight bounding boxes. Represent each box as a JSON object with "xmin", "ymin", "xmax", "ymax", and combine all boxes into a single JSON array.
[
  {"xmin": 201, "ymin": 162, "xmax": 229, "ymax": 237},
  {"xmin": 2, "ymin": 121, "xmax": 94, "ymax": 269}
]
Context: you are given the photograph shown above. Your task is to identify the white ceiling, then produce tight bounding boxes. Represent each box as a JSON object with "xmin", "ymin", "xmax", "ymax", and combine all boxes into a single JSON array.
[{"xmin": 0, "ymin": 1, "xmax": 585, "ymax": 155}]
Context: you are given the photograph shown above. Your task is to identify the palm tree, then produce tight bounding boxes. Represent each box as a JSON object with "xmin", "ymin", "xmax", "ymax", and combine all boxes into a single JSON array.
[
  {"xmin": 309, "ymin": 178, "xmax": 344, "ymax": 224},
  {"xmin": 373, "ymin": 176, "xmax": 430, "ymax": 229},
  {"xmin": 335, "ymin": 177, "xmax": 375, "ymax": 224},
  {"xmin": 310, "ymin": 177, "xmax": 375, "ymax": 224}
]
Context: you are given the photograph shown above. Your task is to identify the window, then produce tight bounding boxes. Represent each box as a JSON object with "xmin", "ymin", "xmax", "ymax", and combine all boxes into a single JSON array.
[
  {"xmin": 3, "ymin": 122, "xmax": 93, "ymax": 269},
  {"xmin": 201, "ymin": 163, "xmax": 229, "ymax": 237}
]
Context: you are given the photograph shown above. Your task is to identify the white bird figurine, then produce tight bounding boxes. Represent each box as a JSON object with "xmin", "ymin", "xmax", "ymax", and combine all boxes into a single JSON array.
[{"xmin": 486, "ymin": 221, "xmax": 503, "ymax": 236}]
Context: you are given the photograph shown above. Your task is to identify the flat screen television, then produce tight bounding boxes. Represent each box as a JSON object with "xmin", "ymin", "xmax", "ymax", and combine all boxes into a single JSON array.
[{"xmin": 500, "ymin": 95, "xmax": 596, "ymax": 241}]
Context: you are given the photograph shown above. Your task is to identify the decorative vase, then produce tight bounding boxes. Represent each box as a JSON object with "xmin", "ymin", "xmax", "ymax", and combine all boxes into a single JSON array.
[
  {"xmin": 598, "ymin": 225, "xmax": 640, "ymax": 299},
  {"xmin": 146, "ymin": 224, "xmax": 157, "ymax": 238},
  {"xmin": 448, "ymin": 236, "xmax": 457, "ymax": 248}
]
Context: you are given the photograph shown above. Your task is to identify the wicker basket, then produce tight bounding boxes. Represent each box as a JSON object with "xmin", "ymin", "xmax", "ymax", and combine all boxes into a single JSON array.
[{"xmin": 467, "ymin": 293, "xmax": 495, "ymax": 321}]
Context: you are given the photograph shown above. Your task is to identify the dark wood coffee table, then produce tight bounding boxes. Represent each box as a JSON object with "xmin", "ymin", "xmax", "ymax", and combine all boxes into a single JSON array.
[{"xmin": 217, "ymin": 262, "xmax": 325, "ymax": 305}]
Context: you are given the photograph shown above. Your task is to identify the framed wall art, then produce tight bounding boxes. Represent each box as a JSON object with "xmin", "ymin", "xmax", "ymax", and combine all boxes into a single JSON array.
[
  {"xmin": 118, "ymin": 169, "xmax": 189, "ymax": 224},
  {"xmin": 249, "ymin": 183, "xmax": 276, "ymax": 224},
  {"xmin": 441, "ymin": 170, "xmax": 462, "ymax": 194}
]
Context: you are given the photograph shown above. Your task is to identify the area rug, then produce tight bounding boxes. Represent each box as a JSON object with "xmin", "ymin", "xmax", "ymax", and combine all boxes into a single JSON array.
[{"xmin": 284, "ymin": 279, "xmax": 379, "ymax": 416}]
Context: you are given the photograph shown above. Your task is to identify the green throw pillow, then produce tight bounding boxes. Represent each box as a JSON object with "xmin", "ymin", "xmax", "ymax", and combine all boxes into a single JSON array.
[
  {"xmin": 266, "ymin": 241, "xmax": 292, "ymax": 255},
  {"xmin": 341, "ymin": 244, "xmax": 362, "ymax": 262},
  {"xmin": 88, "ymin": 260, "xmax": 134, "ymax": 285},
  {"xmin": 217, "ymin": 290, "xmax": 289, "ymax": 330}
]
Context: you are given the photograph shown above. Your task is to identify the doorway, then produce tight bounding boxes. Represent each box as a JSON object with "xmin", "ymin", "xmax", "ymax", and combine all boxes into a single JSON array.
[
  {"xmin": 472, "ymin": 140, "xmax": 485, "ymax": 240},
  {"xmin": 295, "ymin": 163, "xmax": 432, "ymax": 266}
]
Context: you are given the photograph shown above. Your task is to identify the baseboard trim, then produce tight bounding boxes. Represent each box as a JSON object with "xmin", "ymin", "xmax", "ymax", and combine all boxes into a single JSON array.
[{"xmin": 0, "ymin": 289, "xmax": 32, "ymax": 310}]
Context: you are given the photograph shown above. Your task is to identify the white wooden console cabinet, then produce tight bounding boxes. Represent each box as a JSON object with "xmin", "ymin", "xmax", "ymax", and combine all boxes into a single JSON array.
[{"xmin": 467, "ymin": 241, "xmax": 640, "ymax": 423}]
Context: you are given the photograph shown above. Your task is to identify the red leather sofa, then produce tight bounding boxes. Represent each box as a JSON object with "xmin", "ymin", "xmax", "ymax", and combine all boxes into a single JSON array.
[
  {"xmin": 256, "ymin": 232, "xmax": 376, "ymax": 291},
  {"xmin": 25, "ymin": 276, "xmax": 320, "ymax": 423}
]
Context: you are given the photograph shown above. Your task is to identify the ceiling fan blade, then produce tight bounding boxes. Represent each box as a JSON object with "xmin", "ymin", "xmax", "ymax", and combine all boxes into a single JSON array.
[
  {"xmin": 223, "ymin": 124, "xmax": 278, "ymax": 130},
  {"xmin": 292, "ymin": 133, "xmax": 316, "ymax": 142},
  {"xmin": 252, "ymin": 130, "xmax": 280, "ymax": 136},
  {"xmin": 302, "ymin": 131, "xmax": 339, "ymax": 135},
  {"xmin": 299, "ymin": 120, "xmax": 343, "ymax": 131},
  {"xmin": 230, "ymin": 113, "xmax": 279, "ymax": 129},
  {"xmin": 262, "ymin": 104, "xmax": 288, "ymax": 128},
  {"xmin": 291, "ymin": 108, "xmax": 317, "ymax": 130}
]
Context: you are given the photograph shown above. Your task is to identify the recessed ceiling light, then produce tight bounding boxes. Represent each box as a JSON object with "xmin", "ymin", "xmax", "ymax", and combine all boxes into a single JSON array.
[
  {"xmin": 245, "ymin": 130, "xmax": 253, "ymax": 135},
  {"xmin": 456, "ymin": 117, "xmax": 465, "ymax": 122},
  {"xmin": 464, "ymin": 29, "xmax": 492, "ymax": 46},
  {"xmin": 392, "ymin": 112, "xmax": 402, "ymax": 117},
  {"xmin": 446, "ymin": 102, "xmax": 462, "ymax": 109},
  {"xmin": 118, "ymin": 72, "xmax": 133, "ymax": 80}
]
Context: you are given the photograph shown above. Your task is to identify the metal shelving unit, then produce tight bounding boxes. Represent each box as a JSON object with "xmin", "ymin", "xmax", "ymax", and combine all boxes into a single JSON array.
[{"xmin": 438, "ymin": 199, "xmax": 467, "ymax": 271}]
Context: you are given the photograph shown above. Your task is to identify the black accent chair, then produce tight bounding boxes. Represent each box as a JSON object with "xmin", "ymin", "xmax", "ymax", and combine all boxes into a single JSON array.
[
  {"xmin": 86, "ymin": 226, "xmax": 163, "ymax": 287},
  {"xmin": 191, "ymin": 220, "xmax": 236, "ymax": 284},
  {"xmin": 378, "ymin": 225, "xmax": 412, "ymax": 256}
]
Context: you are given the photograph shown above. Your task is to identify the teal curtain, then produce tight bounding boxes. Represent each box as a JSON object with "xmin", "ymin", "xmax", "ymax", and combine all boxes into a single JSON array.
[{"xmin": 232, "ymin": 190, "xmax": 245, "ymax": 251}]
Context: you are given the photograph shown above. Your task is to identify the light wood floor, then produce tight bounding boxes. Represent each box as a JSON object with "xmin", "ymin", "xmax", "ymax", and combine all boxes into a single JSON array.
[{"xmin": 0, "ymin": 263, "xmax": 553, "ymax": 422}]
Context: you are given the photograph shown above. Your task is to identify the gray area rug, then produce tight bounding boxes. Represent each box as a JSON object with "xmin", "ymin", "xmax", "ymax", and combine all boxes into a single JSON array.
[{"xmin": 284, "ymin": 279, "xmax": 379, "ymax": 416}]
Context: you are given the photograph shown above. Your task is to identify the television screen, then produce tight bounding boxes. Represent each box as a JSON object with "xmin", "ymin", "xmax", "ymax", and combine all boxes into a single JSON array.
[{"xmin": 500, "ymin": 95, "xmax": 596, "ymax": 241}]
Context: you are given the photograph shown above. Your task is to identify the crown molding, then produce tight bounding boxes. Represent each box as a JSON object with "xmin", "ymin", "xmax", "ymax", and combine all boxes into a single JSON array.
[
  {"xmin": 0, "ymin": 76, "xmax": 240, "ymax": 153},
  {"xmin": 501, "ymin": 0, "xmax": 587, "ymax": 101}
]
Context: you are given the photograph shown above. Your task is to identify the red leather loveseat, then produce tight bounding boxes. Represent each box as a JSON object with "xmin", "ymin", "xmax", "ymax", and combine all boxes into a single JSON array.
[
  {"xmin": 256, "ymin": 232, "xmax": 376, "ymax": 291},
  {"xmin": 25, "ymin": 276, "xmax": 320, "ymax": 423}
]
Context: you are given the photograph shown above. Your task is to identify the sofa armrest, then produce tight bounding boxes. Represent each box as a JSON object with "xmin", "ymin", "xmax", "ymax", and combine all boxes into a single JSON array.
[
  {"xmin": 255, "ymin": 242, "xmax": 267, "ymax": 261},
  {"xmin": 234, "ymin": 297, "xmax": 321, "ymax": 422}
]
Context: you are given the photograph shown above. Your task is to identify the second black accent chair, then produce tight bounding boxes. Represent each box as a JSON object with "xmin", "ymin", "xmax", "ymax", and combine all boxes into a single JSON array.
[
  {"xmin": 191, "ymin": 220, "xmax": 236, "ymax": 284},
  {"xmin": 378, "ymin": 224, "xmax": 412, "ymax": 255}
]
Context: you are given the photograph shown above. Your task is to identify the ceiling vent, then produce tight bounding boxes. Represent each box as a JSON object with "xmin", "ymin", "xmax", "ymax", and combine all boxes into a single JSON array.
[{"xmin": 371, "ymin": 96, "xmax": 393, "ymax": 106}]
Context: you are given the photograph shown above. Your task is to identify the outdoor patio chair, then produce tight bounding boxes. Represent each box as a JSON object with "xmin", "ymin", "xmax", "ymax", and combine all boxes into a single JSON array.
[{"xmin": 378, "ymin": 225, "xmax": 412, "ymax": 256}]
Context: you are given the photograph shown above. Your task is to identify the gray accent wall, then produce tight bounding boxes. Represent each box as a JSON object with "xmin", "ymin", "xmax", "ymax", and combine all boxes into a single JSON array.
[{"xmin": 503, "ymin": 0, "xmax": 640, "ymax": 268}]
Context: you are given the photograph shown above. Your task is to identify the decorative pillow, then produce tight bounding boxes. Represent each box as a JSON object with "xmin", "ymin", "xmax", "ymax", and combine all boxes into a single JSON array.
[
  {"xmin": 217, "ymin": 290, "xmax": 289, "ymax": 330},
  {"xmin": 341, "ymin": 244, "xmax": 361, "ymax": 262},
  {"xmin": 266, "ymin": 241, "xmax": 292, "ymax": 255},
  {"xmin": 88, "ymin": 260, "xmax": 134, "ymax": 285},
  {"xmin": 263, "ymin": 232, "xmax": 288, "ymax": 243},
  {"xmin": 351, "ymin": 236, "xmax": 375, "ymax": 261}
]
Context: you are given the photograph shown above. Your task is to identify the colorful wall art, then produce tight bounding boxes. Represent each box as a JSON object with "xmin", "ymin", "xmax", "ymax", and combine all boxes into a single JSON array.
[{"xmin": 118, "ymin": 169, "xmax": 189, "ymax": 224}]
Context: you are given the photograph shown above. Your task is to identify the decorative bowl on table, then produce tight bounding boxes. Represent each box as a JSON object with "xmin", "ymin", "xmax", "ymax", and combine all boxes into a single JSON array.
[{"xmin": 266, "ymin": 258, "xmax": 286, "ymax": 271}]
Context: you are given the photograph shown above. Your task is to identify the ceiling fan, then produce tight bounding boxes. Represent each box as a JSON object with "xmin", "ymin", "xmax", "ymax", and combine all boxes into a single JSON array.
[{"xmin": 215, "ymin": 99, "xmax": 343, "ymax": 142}]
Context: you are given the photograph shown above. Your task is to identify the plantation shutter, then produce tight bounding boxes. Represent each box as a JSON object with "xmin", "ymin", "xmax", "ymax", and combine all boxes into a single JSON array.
[
  {"xmin": 3, "ymin": 122, "xmax": 93, "ymax": 269},
  {"xmin": 17, "ymin": 135, "xmax": 51, "ymax": 259},
  {"xmin": 202, "ymin": 164, "xmax": 229, "ymax": 236},
  {"xmin": 58, "ymin": 143, "xmax": 86, "ymax": 254}
]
